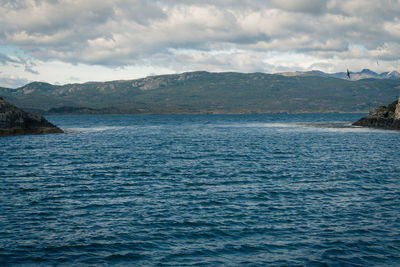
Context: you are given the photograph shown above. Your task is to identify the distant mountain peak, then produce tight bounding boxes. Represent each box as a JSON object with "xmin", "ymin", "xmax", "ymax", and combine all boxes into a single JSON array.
[
  {"xmin": 387, "ymin": 71, "xmax": 400, "ymax": 79},
  {"xmin": 360, "ymin": 68, "xmax": 376, "ymax": 74},
  {"xmin": 297, "ymin": 69, "xmax": 400, "ymax": 81},
  {"xmin": 16, "ymin": 81, "xmax": 58, "ymax": 95},
  {"xmin": 21, "ymin": 81, "xmax": 53, "ymax": 88}
]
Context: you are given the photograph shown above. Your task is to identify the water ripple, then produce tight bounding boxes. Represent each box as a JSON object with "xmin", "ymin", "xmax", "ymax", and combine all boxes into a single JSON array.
[{"xmin": 1, "ymin": 113, "xmax": 400, "ymax": 266}]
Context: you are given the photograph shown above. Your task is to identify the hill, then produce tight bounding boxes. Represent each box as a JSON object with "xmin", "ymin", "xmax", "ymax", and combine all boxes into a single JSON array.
[{"xmin": 1, "ymin": 71, "xmax": 400, "ymax": 114}]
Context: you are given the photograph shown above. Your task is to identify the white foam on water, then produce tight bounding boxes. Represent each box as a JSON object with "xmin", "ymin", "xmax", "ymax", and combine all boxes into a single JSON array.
[
  {"xmin": 213, "ymin": 122, "xmax": 399, "ymax": 133},
  {"xmin": 298, "ymin": 122, "xmax": 399, "ymax": 133},
  {"xmin": 65, "ymin": 126, "xmax": 127, "ymax": 133},
  {"xmin": 64, "ymin": 121, "xmax": 399, "ymax": 134},
  {"xmin": 213, "ymin": 122, "xmax": 301, "ymax": 128},
  {"xmin": 64, "ymin": 125, "xmax": 164, "ymax": 133}
]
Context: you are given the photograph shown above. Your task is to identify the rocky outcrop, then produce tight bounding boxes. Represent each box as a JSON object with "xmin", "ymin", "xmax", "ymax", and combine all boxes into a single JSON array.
[
  {"xmin": 353, "ymin": 97, "xmax": 400, "ymax": 129},
  {"xmin": 0, "ymin": 97, "xmax": 63, "ymax": 136},
  {"xmin": 395, "ymin": 98, "xmax": 400, "ymax": 120}
]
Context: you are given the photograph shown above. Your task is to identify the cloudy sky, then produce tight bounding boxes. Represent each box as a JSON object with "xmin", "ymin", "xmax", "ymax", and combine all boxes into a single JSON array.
[{"xmin": 0, "ymin": 0, "xmax": 399, "ymax": 87}]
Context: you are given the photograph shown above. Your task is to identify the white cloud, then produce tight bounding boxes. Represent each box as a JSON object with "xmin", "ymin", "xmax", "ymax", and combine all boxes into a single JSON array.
[{"xmin": 0, "ymin": 0, "xmax": 399, "ymax": 86}]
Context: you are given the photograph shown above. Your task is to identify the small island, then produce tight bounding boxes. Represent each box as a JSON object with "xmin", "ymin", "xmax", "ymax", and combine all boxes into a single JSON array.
[
  {"xmin": 353, "ymin": 96, "xmax": 400, "ymax": 129},
  {"xmin": 0, "ymin": 97, "xmax": 63, "ymax": 136}
]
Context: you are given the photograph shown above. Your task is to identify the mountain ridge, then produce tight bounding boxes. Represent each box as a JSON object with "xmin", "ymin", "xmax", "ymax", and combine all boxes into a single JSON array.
[
  {"xmin": 279, "ymin": 69, "xmax": 400, "ymax": 80},
  {"xmin": 1, "ymin": 71, "xmax": 400, "ymax": 114}
]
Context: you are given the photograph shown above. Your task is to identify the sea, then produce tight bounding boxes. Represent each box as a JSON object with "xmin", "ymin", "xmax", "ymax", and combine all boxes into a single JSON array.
[{"xmin": 1, "ymin": 113, "xmax": 400, "ymax": 266}]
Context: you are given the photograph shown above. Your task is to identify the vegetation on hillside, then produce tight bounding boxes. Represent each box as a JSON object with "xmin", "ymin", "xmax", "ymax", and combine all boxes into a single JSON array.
[{"xmin": 1, "ymin": 71, "xmax": 400, "ymax": 114}]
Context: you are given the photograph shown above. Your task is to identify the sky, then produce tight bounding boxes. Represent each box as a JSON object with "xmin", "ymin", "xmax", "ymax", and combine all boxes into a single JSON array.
[{"xmin": 0, "ymin": 0, "xmax": 400, "ymax": 88}]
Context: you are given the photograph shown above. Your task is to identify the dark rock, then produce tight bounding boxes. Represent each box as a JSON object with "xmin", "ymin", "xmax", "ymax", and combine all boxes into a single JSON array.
[
  {"xmin": 353, "ymin": 117, "xmax": 400, "ymax": 129},
  {"xmin": 0, "ymin": 97, "xmax": 63, "ymax": 136},
  {"xmin": 353, "ymin": 98, "xmax": 400, "ymax": 129}
]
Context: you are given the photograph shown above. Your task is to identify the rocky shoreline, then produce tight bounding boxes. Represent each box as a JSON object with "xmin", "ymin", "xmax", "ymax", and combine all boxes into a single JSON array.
[
  {"xmin": 0, "ymin": 97, "xmax": 63, "ymax": 136},
  {"xmin": 353, "ymin": 97, "xmax": 400, "ymax": 129}
]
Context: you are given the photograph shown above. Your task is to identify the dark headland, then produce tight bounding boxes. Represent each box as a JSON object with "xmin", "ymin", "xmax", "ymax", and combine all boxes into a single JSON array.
[
  {"xmin": 353, "ymin": 96, "xmax": 400, "ymax": 129},
  {"xmin": 0, "ymin": 97, "xmax": 63, "ymax": 136}
]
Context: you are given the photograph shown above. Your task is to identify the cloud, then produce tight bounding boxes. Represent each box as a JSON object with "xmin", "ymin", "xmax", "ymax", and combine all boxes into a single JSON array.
[
  {"xmin": 0, "ymin": 53, "xmax": 20, "ymax": 65},
  {"xmin": 0, "ymin": 0, "xmax": 399, "ymax": 80},
  {"xmin": 0, "ymin": 74, "xmax": 30, "ymax": 88},
  {"xmin": 269, "ymin": 0, "xmax": 328, "ymax": 14},
  {"xmin": 0, "ymin": 51, "xmax": 39, "ymax": 76},
  {"xmin": 24, "ymin": 65, "xmax": 39, "ymax": 75}
]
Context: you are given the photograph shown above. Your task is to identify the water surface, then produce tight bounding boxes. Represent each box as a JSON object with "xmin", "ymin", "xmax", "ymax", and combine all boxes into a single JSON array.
[{"xmin": 1, "ymin": 114, "xmax": 400, "ymax": 266}]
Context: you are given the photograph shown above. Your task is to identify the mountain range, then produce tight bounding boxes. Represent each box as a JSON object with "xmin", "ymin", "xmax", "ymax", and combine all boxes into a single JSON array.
[
  {"xmin": 279, "ymin": 69, "xmax": 400, "ymax": 80},
  {"xmin": 1, "ymin": 70, "xmax": 400, "ymax": 114}
]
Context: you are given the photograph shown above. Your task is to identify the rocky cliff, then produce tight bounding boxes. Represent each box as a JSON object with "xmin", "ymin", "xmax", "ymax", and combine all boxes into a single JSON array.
[
  {"xmin": 0, "ymin": 97, "xmax": 63, "ymax": 136},
  {"xmin": 353, "ymin": 96, "xmax": 400, "ymax": 129}
]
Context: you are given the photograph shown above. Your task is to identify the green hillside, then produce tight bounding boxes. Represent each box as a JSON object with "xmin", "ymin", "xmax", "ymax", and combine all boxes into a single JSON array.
[{"xmin": 1, "ymin": 71, "xmax": 399, "ymax": 114}]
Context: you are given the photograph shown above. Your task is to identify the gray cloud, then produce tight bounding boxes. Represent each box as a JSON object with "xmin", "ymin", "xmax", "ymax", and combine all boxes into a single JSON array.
[
  {"xmin": 0, "ymin": 74, "xmax": 30, "ymax": 88},
  {"xmin": 0, "ymin": 0, "xmax": 399, "ymax": 73},
  {"xmin": 24, "ymin": 65, "xmax": 39, "ymax": 75},
  {"xmin": 268, "ymin": 0, "xmax": 329, "ymax": 14},
  {"xmin": 0, "ymin": 51, "xmax": 39, "ymax": 75},
  {"xmin": 0, "ymin": 53, "xmax": 20, "ymax": 65}
]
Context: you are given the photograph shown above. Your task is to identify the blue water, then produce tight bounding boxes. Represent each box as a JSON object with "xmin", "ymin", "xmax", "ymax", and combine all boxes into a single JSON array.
[{"xmin": 1, "ymin": 113, "xmax": 400, "ymax": 266}]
